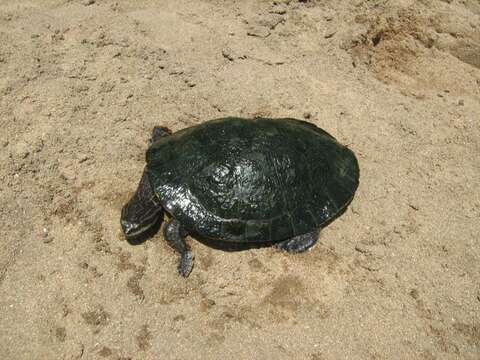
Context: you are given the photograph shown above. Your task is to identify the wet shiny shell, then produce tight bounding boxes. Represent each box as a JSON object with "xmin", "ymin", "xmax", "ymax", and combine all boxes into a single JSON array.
[{"xmin": 146, "ymin": 117, "xmax": 359, "ymax": 242}]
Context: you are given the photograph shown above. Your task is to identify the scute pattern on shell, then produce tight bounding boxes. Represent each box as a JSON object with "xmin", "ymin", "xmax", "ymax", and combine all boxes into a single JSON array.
[{"xmin": 146, "ymin": 117, "xmax": 359, "ymax": 242}]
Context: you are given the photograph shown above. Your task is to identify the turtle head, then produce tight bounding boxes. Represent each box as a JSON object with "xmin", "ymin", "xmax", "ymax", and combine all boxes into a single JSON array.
[{"xmin": 121, "ymin": 170, "xmax": 163, "ymax": 243}]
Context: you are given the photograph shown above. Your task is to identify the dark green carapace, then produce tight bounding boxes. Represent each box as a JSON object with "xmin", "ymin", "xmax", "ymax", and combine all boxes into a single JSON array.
[{"xmin": 121, "ymin": 117, "xmax": 359, "ymax": 277}]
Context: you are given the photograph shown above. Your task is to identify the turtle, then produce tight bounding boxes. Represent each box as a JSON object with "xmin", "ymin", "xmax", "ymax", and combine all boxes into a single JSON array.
[{"xmin": 121, "ymin": 117, "xmax": 359, "ymax": 277}]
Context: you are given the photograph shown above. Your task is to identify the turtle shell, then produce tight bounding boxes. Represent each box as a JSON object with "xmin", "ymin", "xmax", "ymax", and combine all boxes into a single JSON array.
[{"xmin": 146, "ymin": 117, "xmax": 359, "ymax": 242}]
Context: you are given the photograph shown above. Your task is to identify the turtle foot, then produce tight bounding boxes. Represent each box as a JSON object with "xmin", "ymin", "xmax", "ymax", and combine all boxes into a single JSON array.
[
  {"xmin": 275, "ymin": 229, "xmax": 320, "ymax": 253},
  {"xmin": 178, "ymin": 250, "xmax": 194, "ymax": 277}
]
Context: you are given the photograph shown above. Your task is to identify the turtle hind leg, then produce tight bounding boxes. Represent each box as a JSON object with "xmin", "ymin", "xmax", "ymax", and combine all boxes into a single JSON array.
[
  {"xmin": 275, "ymin": 229, "xmax": 320, "ymax": 253},
  {"xmin": 163, "ymin": 218, "xmax": 194, "ymax": 277}
]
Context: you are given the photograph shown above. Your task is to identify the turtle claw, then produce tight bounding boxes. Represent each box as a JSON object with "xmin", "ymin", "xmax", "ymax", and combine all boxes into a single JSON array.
[{"xmin": 178, "ymin": 250, "xmax": 194, "ymax": 277}]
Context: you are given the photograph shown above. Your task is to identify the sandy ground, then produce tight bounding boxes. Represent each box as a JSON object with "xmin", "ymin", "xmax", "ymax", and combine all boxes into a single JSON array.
[{"xmin": 0, "ymin": 0, "xmax": 479, "ymax": 359}]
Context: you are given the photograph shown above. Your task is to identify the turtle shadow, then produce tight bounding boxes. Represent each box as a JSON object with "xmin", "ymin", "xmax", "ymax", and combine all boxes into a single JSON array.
[
  {"xmin": 192, "ymin": 234, "xmax": 275, "ymax": 252},
  {"xmin": 188, "ymin": 202, "xmax": 350, "ymax": 252}
]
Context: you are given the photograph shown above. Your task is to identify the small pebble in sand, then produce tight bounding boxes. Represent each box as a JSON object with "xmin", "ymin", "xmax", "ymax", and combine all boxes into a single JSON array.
[
  {"xmin": 409, "ymin": 289, "xmax": 419, "ymax": 300},
  {"xmin": 408, "ymin": 203, "xmax": 419, "ymax": 211},
  {"xmin": 271, "ymin": 8, "xmax": 286, "ymax": 15},
  {"xmin": 324, "ymin": 30, "xmax": 336, "ymax": 39},
  {"xmin": 83, "ymin": 0, "xmax": 95, "ymax": 5},
  {"xmin": 42, "ymin": 228, "xmax": 53, "ymax": 243},
  {"xmin": 78, "ymin": 154, "xmax": 89, "ymax": 163},
  {"xmin": 222, "ymin": 48, "xmax": 235, "ymax": 61},
  {"xmin": 247, "ymin": 26, "xmax": 271, "ymax": 38}
]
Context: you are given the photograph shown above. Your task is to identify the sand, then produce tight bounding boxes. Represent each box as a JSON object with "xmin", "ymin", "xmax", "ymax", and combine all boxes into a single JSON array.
[{"xmin": 0, "ymin": 0, "xmax": 479, "ymax": 359}]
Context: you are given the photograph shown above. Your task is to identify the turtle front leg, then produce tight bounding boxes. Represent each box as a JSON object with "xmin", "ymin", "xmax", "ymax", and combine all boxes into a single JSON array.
[
  {"xmin": 275, "ymin": 229, "xmax": 320, "ymax": 252},
  {"xmin": 163, "ymin": 218, "xmax": 194, "ymax": 277},
  {"xmin": 149, "ymin": 126, "xmax": 172, "ymax": 144}
]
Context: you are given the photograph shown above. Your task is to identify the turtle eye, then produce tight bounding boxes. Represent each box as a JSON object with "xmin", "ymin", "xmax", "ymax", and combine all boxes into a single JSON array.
[{"xmin": 120, "ymin": 219, "xmax": 137, "ymax": 236}]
